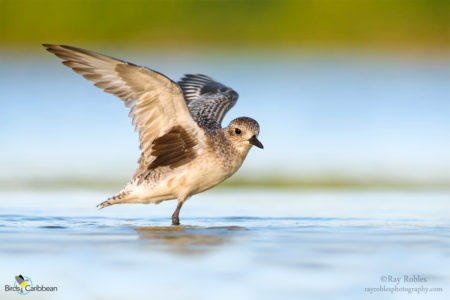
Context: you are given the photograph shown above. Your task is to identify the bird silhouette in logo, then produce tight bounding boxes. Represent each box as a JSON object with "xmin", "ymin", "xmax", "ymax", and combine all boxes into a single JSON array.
[{"xmin": 15, "ymin": 275, "xmax": 29, "ymax": 290}]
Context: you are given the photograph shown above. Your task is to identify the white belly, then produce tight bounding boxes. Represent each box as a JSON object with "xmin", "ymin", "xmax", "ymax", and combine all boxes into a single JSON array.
[{"xmin": 130, "ymin": 154, "xmax": 240, "ymax": 203}]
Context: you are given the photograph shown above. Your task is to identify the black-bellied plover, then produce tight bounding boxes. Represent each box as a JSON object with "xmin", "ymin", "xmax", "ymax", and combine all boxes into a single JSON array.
[{"xmin": 43, "ymin": 44, "xmax": 263, "ymax": 225}]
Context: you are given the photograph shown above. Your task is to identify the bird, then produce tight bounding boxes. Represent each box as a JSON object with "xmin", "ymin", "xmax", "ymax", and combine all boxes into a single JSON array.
[
  {"xmin": 43, "ymin": 44, "xmax": 263, "ymax": 225},
  {"xmin": 15, "ymin": 275, "xmax": 28, "ymax": 289}
]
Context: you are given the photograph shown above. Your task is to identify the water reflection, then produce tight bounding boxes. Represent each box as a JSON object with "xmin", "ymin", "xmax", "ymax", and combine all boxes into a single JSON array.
[{"xmin": 136, "ymin": 225, "xmax": 246, "ymax": 254}]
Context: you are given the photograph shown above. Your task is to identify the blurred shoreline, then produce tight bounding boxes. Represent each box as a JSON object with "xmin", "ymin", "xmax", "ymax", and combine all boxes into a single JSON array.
[{"xmin": 1, "ymin": 176, "xmax": 449, "ymax": 192}]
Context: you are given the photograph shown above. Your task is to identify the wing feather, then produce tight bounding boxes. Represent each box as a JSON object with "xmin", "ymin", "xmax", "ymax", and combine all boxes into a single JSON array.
[
  {"xmin": 178, "ymin": 74, "xmax": 238, "ymax": 130},
  {"xmin": 43, "ymin": 44, "xmax": 205, "ymax": 180}
]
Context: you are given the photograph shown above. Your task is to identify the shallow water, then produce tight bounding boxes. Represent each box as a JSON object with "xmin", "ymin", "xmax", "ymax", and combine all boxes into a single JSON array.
[{"xmin": 0, "ymin": 190, "xmax": 449, "ymax": 299}]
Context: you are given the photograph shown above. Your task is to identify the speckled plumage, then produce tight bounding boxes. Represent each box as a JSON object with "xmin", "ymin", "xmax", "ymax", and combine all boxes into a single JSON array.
[{"xmin": 43, "ymin": 44, "xmax": 263, "ymax": 225}]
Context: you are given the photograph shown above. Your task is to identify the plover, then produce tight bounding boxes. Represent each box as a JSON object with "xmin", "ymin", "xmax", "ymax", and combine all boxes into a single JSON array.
[{"xmin": 43, "ymin": 44, "xmax": 263, "ymax": 225}]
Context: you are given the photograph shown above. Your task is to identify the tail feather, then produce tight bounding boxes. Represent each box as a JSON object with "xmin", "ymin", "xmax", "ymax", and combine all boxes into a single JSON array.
[{"xmin": 97, "ymin": 191, "xmax": 133, "ymax": 209}]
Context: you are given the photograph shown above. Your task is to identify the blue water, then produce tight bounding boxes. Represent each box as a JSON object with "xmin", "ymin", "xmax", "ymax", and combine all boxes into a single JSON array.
[
  {"xmin": 0, "ymin": 51, "xmax": 449, "ymax": 299},
  {"xmin": 0, "ymin": 190, "xmax": 449, "ymax": 299},
  {"xmin": 0, "ymin": 52, "xmax": 449, "ymax": 182}
]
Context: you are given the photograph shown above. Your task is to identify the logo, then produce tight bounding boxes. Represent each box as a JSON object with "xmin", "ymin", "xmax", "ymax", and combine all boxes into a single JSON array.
[
  {"xmin": 4, "ymin": 275, "xmax": 57, "ymax": 295},
  {"xmin": 14, "ymin": 275, "xmax": 32, "ymax": 295}
]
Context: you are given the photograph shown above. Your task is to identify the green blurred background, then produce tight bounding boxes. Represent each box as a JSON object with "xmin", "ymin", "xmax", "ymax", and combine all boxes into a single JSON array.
[{"xmin": 0, "ymin": 0, "xmax": 448, "ymax": 53}]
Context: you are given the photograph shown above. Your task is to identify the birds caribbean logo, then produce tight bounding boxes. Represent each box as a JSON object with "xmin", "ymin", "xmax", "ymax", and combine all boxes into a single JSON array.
[{"xmin": 15, "ymin": 275, "xmax": 30, "ymax": 294}]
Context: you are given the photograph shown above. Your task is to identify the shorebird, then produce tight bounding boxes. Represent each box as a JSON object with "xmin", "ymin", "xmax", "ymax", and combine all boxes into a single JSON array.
[{"xmin": 43, "ymin": 44, "xmax": 263, "ymax": 225}]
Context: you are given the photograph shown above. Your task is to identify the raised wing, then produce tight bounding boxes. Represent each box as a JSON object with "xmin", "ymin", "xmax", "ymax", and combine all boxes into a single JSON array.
[
  {"xmin": 43, "ymin": 44, "xmax": 206, "ymax": 181},
  {"xmin": 178, "ymin": 74, "xmax": 238, "ymax": 130}
]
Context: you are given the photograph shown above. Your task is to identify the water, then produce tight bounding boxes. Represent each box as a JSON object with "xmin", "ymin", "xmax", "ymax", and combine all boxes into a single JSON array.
[
  {"xmin": 0, "ymin": 51, "xmax": 449, "ymax": 299},
  {"xmin": 1, "ymin": 189, "xmax": 449, "ymax": 299},
  {"xmin": 1, "ymin": 52, "xmax": 449, "ymax": 182}
]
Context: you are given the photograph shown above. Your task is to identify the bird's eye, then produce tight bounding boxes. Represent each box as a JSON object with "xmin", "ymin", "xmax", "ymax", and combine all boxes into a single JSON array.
[{"xmin": 235, "ymin": 128, "xmax": 241, "ymax": 135}]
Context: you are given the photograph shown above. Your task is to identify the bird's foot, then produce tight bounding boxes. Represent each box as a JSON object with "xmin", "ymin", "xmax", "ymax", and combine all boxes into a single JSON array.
[{"xmin": 172, "ymin": 215, "xmax": 180, "ymax": 226}]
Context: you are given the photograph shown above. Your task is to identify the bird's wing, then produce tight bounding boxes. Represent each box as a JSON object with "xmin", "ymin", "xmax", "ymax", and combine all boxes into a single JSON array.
[
  {"xmin": 43, "ymin": 44, "xmax": 206, "ymax": 181},
  {"xmin": 178, "ymin": 74, "xmax": 238, "ymax": 130}
]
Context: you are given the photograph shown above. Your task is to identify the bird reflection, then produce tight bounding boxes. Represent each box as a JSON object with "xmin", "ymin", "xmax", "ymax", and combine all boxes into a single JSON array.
[{"xmin": 136, "ymin": 225, "xmax": 246, "ymax": 254}]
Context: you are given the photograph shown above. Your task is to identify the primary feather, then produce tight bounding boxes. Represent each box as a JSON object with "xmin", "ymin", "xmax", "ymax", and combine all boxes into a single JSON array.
[{"xmin": 178, "ymin": 74, "xmax": 238, "ymax": 130}]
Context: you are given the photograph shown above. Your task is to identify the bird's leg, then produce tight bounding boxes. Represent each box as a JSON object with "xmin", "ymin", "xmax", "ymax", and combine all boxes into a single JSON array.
[{"xmin": 172, "ymin": 199, "xmax": 186, "ymax": 225}]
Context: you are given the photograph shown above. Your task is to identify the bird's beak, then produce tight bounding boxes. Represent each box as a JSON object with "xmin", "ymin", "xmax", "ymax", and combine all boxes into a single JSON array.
[{"xmin": 249, "ymin": 135, "xmax": 264, "ymax": 149}]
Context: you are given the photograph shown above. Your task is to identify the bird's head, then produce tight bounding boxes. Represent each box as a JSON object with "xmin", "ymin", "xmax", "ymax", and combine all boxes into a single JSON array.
[{"xmin": 225, "ymin": 117, "xmax": 263, "ymax": 155}]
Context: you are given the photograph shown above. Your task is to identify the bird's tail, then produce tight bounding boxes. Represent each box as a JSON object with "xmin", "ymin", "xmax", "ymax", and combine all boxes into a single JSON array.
[{"xmin": 97, "ymin": 190, "xmax": 134, "ymax": 209}]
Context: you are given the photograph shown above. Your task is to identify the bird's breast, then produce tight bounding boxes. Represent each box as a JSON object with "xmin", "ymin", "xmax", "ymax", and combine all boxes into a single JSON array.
[{"xmin": 182, "ymin": 151, "xmax": 241, "ymax": 195}]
